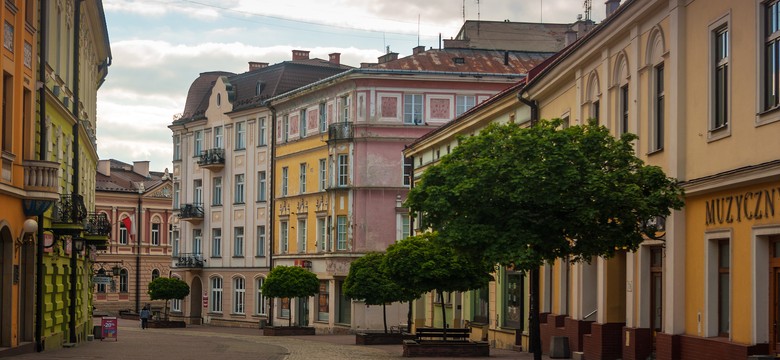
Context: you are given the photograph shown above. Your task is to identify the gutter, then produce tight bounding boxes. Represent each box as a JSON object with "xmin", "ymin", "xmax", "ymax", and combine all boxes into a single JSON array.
[
  {"xmin": 267, "ymin": 104, "xmax": 276, "ymax": 326},
  {"xmin": 69, "ymin": 0, "xmax": 83, "ymax": 345},
  {"xmin": 35, "ymin": 0, "xmax": 48, "ymax": 351}
]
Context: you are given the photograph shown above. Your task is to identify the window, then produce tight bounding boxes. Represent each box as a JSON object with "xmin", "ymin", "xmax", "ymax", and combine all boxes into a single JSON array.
[
  {"xmin": 194, "ymin": 130, "xmax": 203, "ymax": 155},
  {"xmin": 235, "ymin": 121, "xmax": 246, "ymax": 149},
  {"xmin": 319, "ymin": 103, "xmax": 327, "ymax": 132},
  {"xmin": 653, "ymin": 64, "xmax": 665, "ymax": 151},
  {"xmin": 234, "ymin": 174, "xmax": 245, "ymax": 204},
  {"xmin": 152, "ymin": 269, "xmax": 160, "ymax": 281},
  {"xmin": 403, "ymin": 157, "xmax": 413, "ymax": 186},
  {"xmin": 97, "ymin": 282, "xmax": 106, "ymax": 293},
  {"xmin": 233, "ymin": 277, "xmax": 246, "ymax": 314},
  {"xmin": 337, "ymin": 154, "xmax": 348, "ymax": 187},
  {"xmin": 404, "ymin": 94, "xmax": 423, "ymax": 124},
  {"xmin": 764, "ymin": 0, "xmax": 780, "ymax": 112},
  {"xmin": 119, "ymin": 220, "xmax": 128, "ymax": 245},
  {"xmin": 340, "ymin": 96, "xmax": 350, "ymax": 122},
  {"xmin": 299, "ymin": 163, "xmax": 307, "ymax": 194},
  {"xmin": 256, "ymin": 278, "xmax": 267, "ymax": 315},
  {"xmin": 279, "ymin": 297, "xmax": 290, "ymax": 318},
  {"xmin": 319, "ymin": 159, "xmax": 327, "ymax": 191},
  {"xmin": 280, "ymin": 221, "xmax": 288, "ymax": 253},
  {"xmin": 258, "ymin": 117, "xmax": 267, "ymax": 146},
  {"xmin": 151, "ymin": 223, "xmax": 160, "ymax": 246},
  {"xmin": 282, "ymin": 115, "xmax": 289, "ymax": 142},
  {"xmin": 712, "ymin": 25, "xmax": 729, "ymax": 131},
  {"xmin": 212, "ymin": 176, "xmax": 222, "ymax": 206},
  {"xmin": 257, "ymin": 171, "xmax": 267, "ymax": 201},
  {"xmin": 119, "ymin": 269, "xmax": 128, "ymax": 293},
  {"xmin": 172, "ymin": 230, "xmax": 180, "ymax": 256},
  {"xmin": 503, "ymin": 270, "xmax": 524, "ymax": 329},
  {"xmin": 620, "ymin": 85, "xmax": 629, "ymax": 135},
  {"xmin": 473, "ymin": 286, "xmax": 489, "ymax": 324},
  {"xmin": 216, "ymin": 93, "xmax": 221, "ymax": 106},
  {"xmin": 298, "ymin": 219, "xmax": 307, "ymax": 253},
  {"xmin": 300, "ymin": 109, "xmax": 307, "ymax": 137},
  {"xmin": 650, "ymin": 246, "xmax": 663, "ymax": 332},
  {"xmin": 718, "ymin": 240, "xmax": 730, "ymax": 336},
  {"xmin": 212, "ymin": 228, "xmax": 222, "ymax": 257},
  {"xmin": 174, "ymin": 183, "xmax": 180, "ymax": 209},
  {"xmin": 336, "ymin": 279, "xmax": 351, "ymax": 324},
  {"xmin": 172, "ymin": 276, "xmax": 182, "ymax": 312},
  {"xmin": 194, "ymin": 179, "xmax": 203, "ymax": 205},
  {"xmin": 318, "ymin": 218, "xmax": 327, "ymax": 252},
  {"xmin": 193, "ymin": 229, "xmax": 202, "ymax": 254},
  {"xmin": 456, "ymin": 95, "xmax": 476, "ymax": 116},
  {"xmin": 318, "ymin": 281, "xmax": 329, "ymax": 321},
  {"xmin": 210, "ymin": 277, "xmax": 223, "ymax": 313},
  {"xmin": 234, "ymin": 227, "xmax": 244, "ymax": 257},
  {"xmin": 168, "ymin": 224, "xmax": 174, "ymax": 247},
  {"xmin": 256, "ymin": 226, "xmax": 266, "ymax": 256},
  {"xmin": 337, "ymin": 216, "xmax": 347, "ymax": 250},
  {"xmin": 592, "ymin": 100, "xmax": 600, "ymax": 122},
  {"xmin": 282, "ymin": 167, "xmax": 288, "ymax": 196},
  {"xmin": 214, "ymin": 126, "xmax": 223, "ymax": 148},
  {"xmin": 399, "ymin": 214, "xmax": 410, "ymax": 240},
  {"xmin": 173, "ymin": 134, "xmax": 181, "ymax": 160}
]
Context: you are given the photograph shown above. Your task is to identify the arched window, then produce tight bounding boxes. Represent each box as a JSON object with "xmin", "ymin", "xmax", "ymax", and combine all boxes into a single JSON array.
[
  {"xmin": 119, "ymin": 218, "xmax": 128, "ymax": 245},
  {"xmin": 646, "ymin": 26, "xmax": 666, "ymax": 152},
  {"xmin": 119, "ymin": 269, "xmax": 129, "ymax": 293},
  {"xmin": 256, "ymin": 277, "xmax": 267, "ymax": 315},
  {"xmin": 613, "ymin": 52, "xmax": 630, "ymax": 135},
  {"xmin": 585, "ymin": 71, "xmax": 601, "ymax": 123},
  {"xmin": 151, "ymin": 269, "xmax": 160, "ymax": 281}
]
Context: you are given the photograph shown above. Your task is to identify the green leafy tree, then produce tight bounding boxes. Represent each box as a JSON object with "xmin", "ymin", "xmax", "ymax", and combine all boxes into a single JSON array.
[
  {"xmin": 406, "ymin": 119, "xmax": 684, "ymax": 358},
  {"xmin": 148, "ymin": 277, "xmax": 190, "ymax": 320},
  {"xmin": 384, "ymin": 233, "xmax": 493, "ymax": 340},
  {"xmin": 343, "ymin": 252, "xmax": 420, "ymax": 333},
  {"xmin": 262, "ymin": 265, "xmax": 319, "ymax": 327}
]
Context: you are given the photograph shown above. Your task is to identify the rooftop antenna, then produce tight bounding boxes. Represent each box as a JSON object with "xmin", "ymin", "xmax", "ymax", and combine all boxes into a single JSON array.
[
  {"xmin": 462, "ymin": 0, "xmax": 465, "ymax": 23},
  {"xmin": 583, "ymin": 0, "xmax": 592, "ymax": 21},
  {"xmin": 417, "ymin": 14, "xmax": 420, "ymax": 46},
  {"xmin": 477, "ymin": 0, "xmax": 481, "ymax": 35}
]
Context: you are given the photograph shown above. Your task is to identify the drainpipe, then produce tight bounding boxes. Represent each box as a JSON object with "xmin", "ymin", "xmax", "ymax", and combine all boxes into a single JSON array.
[
  {"xmin": 35, "ymin": 0, "xmax": 48, "ymax": 351},
  {"xmin": 136, "ymin": 190, "xmax": 142, "ymax": 312},
  {"xmin": 68, "ymin": 0, "xmax": 83, "ymax": 345},
  {"xmin": 516, "ymin": 91, "xmax": 539, "ymax": 125},
  {"xmin": 268, "ymin": 104, "xmax": 276, "ymax": 326}
]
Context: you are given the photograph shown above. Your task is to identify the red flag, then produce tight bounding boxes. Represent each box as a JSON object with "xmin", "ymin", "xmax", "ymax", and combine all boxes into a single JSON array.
[{"xmin": 122, "ymin": 217, "xmax": 132, "ymax": 234}]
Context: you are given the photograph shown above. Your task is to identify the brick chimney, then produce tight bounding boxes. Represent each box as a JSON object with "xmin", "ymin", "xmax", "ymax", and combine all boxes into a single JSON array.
[
  {"xmin": 378, "ymin": 52, "xmax": 399, "ymax": 64},
  {"xmin": 412, "ymin": 45, "xmax": 426, "ymax": 55},
  {"xmin": 605, "ymin": 0, "xmax": 620, "ymax": 17},
  {"xmin": 292, "ymin": 50, "xmax": 310, "ymax": 60},
  {"xmin": 328, "ymin": 53, "xmax": 341, "ymax": 65},
  {"xmin": 132, "ymin": 161, "xmax": 150, "ymax": 178},
  {"xmin": 97, "ymin": 159, "xmax": 110, "ymax": 176},
  {"xmin": 249, "ymin": 61, "xmax": 268, "ymax": 71}
]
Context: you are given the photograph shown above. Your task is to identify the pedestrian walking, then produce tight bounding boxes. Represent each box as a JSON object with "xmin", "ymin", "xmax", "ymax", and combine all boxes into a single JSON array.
[{"xmin": 140, "ymin": 305, "xmax": 151, "ymax": 329}]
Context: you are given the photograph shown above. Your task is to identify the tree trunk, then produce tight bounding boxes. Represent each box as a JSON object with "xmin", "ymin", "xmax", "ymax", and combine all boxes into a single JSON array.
[
  {"xmin": 164, "ymin": 299, "xmax": 169, "ymax": 320},
  {"xmin": 529, "ymin": 268, "xmax": 541, "ymax": 360},
  {"xmin": 407, "ymin": 301, "xmax": 413, "ymax": 333},
  {"xmin": 439, "ymin": 291, "xmax": 448, "ymax": 341},
  {"xmin": 383, "ymin": 303, "xmax": 388, "ymax": 333}
]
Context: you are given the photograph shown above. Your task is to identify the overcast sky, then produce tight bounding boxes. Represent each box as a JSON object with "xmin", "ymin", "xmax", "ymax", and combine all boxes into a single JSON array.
[{"xmin": 96, "ymin": 0, "xmax": 607, "ymax": 172}]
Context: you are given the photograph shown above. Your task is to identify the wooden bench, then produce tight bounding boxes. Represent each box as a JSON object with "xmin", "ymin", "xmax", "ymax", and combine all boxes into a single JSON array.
[{"xmin": 414, "ymin": 327, "xmax": 471, "ymax": 342}]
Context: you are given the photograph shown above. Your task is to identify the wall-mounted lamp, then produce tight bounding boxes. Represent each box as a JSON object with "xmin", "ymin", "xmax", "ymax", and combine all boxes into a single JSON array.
[
  {"xmin": 15, "ymin": 218, "xmax": 38, "ymax": 249},
  {"xmin": 72, "ymin": 237, "xmax": 85, "ymax": 254}
]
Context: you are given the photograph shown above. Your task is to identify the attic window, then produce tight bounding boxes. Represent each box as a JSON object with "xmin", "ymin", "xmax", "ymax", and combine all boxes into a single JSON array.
[
  {"xmin": 217, "ymin": 93, "xmax": 221, "ymax": 106},
  {"xmin": 256, "ymin": 81, "xmax": 265, "ymax": 96},
  {"xmin": 453, "ymin": 57, "xmax": 465, "ymax": 64}
]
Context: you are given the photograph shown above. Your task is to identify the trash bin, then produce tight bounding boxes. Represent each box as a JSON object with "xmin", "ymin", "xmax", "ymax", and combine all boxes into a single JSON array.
[
  {"xmin": 259, "ymin": 319, "xmax": 267, "ymax": 329},
  {"xmin": 93, "ymin": 325, "xmax": 103, "ymax": 340}
]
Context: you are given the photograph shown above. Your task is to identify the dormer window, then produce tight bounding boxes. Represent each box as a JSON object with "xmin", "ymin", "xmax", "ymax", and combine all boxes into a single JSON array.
[
  {"xmin": 256, "ymin": 81, "xmax": 265, "ymax": 96},
  {"xmin": 453, "ymin": 57, "xmax": 465, "ymax": 64}
]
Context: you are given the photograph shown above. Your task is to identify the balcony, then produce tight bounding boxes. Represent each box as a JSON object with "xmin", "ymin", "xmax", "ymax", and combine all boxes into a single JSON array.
[
  {"xmin": 327, "ymin": 122, "xmax": 353, "ymax": 143},
  {"xmin": 22, "ymin": 160, "xmax": 60, "ymax": 201},
  {"xmin": 50, "ymin": 194, "xmax": 87, "ymax": 236},
  {"xmin": 177, "ymin": 203, "xmax": 204, "ymax": 223},
  {"xmin": 174, "ymin": 253, "xmax": 205, "ymax": 269},
  {"xmin": 197, "ymin": 148, "xmax": 225, "ymax": 171},
  {"xmin": 83, "ymin": 213, "xmax": 111, "ymax": 250}
]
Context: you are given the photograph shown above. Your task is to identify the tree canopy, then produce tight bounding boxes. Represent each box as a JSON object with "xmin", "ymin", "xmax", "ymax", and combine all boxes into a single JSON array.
[
  {"xmin": 262, "ymin": 265, "xmax": 319, "ymax": 299},
  {"xmin": 405, "ymin": 119, "xmax": 685, "ymax": 271},
  {"xmin": 148, "ymin": 277, "xmax": 190, "ymax": 320}
]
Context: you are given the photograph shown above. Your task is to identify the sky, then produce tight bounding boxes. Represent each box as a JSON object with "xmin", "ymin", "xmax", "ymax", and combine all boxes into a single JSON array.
[{"xmin": 96, "ymin": 0, "xmax": 608, "ymax": 172}]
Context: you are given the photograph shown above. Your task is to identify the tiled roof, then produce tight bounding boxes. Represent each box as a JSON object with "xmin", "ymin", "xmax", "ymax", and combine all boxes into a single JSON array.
[
  {"xmin": 372, "ymin": 49, "xmax": 555, "ymax": 75},
  {"xmin": 445, "ymin": 21, "xmax": 573, "ymax": 53},
  {"xmin": 96, "ymin": 160, "xmax": 168, "ymax": 193}
]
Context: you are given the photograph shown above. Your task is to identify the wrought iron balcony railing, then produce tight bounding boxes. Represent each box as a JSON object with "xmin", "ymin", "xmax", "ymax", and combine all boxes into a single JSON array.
[
  {"xmin": 197, "ymin": 148, "xmax": 225, "ymax": 169},
  {"xmin": 174, "ymin": 253, "xmax": 205, "ymax": 268},
  {"xmin": 84, "ymin": 213, "xmax": 111, "ymax": 238},
  {"xmin": 51, "ymin": 193, "xmax": 88, "ymax": 226},
  {"xmin": 327, "ymin": 122, "xmax": 353, "ymax": 142},
  {"xmin": 178, "ymin": 203, "xmax": 204, "ymax": 221}
]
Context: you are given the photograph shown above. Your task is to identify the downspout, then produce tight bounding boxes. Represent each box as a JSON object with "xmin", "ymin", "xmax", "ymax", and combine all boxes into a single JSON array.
[
  {"xmin": 68, "ymin": 0, "xmax": 83, "ymax": 345},
  {"xmin": 267, "ymin": 104, "xmax": 276, "ymax": 326},
  {"xmin": 517, "ymin": 91, "xmax": 539, "ymax": 125},
  {"xmin": 35, "ymin": 0, "xmax": 48, "ymax": 351},
  {"xmin": 136, "ymin": 192, "xmax": 142, "ymax": 312}
]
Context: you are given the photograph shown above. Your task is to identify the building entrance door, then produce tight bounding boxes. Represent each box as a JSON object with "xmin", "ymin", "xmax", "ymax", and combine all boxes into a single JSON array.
[{"xmin": 297, "ymin": 297, "xmax": 309, "ymax": 327}]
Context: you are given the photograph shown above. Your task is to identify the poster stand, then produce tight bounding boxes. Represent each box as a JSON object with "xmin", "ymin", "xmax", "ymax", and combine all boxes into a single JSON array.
[{"xmin": 101, "ymin": 316, "xmax": 118, "ymax": 341}]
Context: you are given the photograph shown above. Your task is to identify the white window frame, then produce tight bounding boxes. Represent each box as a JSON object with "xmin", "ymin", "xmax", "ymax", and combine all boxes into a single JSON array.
[
  {"xmin": 318, "ymin": 159, "xmax": 327, "ymax": 191},
  {"xmin": 256, "ymin": 277, "xmax": 267, "ymax": 315},
  {"xmin": 404, "ymin": 94, "xmax": 423, "ymax": 124},
  {"xmin": 299, "ymin": 163, "xmax": 307, "ymax": 194},
  {"xmin": 456, "ymin": 95, "xmax": 476, "ymax": 116},
  {"xmin": 213, "ymin": 125, "xmax": 223, "ymax": 148},
  {"xmin": 256, "ymin": 225, "xmax": 266, "ymax": 257},
  {"xmin": 194, "ymin": 130, "xmax": 203, "ymax": 155},
  {"xmin": 212, "ymin": 228, "xmax": 222, "ymax": 257},
  {"xmin": 233, "ymin": 277, "xmax": 246, "ymax": 314},
  {"xmin": 280, "ymin": 221, "xmax": 289, "ymax": 253},
  {"xmin": 319, "ymin": 102, "xmax": 327, "ymax": 132},
  {"xmin": 317, "ymin": 217, "xmax": 327, "ymax": 252},
  {"xmin": 282, "ymin": 167, "xmax": 288, "ymax": 196},
  {"xmin": 258, "ymin": 117, "xmax": 267, "ymax": 146},
  {"xmin": 193, "ymin": 179, "xmax": 203, "ymax": 205},
  {"xmin": 337, "ymin": 216, "xmax": 347, "ymax": 250},
  {"xmin": 257, "ymin": 171, "xmax": 267, "ymax": 201},
  {"xmin": 151, "ymin": 223, "xmax": 160, "ymax": 246},
  {"xmin": 234, "ymin": 226, "xmax": 244, "ymax": 257},
  {"xmin": 758, "ymin": 0, "xmax": 780, "ymax": 125},
  {"xmin": 212, "ymin": 176, "xmax": 222, "ymax": 206},
  {"xmin": 340, "ymin": 95, "xmax": 350, "ymax": 123},
  {"xmin": 709, "ymin": 14, "xmax": 731, "ymax": 140},
  {"xmin": 300, "ymin": 109, "xmax": 307, "ymax": 137},
  {"xmin": 234, "ymin": 174, "xmax": 245, "ymax": 204},
  {"xmin": 337, "ymin": 154, "xmax": 348, "ymax": 187},
  {"xmin": 210, "ymin": 276, "xmax": 223, "ymax": 313},
  {"xmin": 173, "ymin": 134, "xmax": 181, "ymax": 160},
  {"xmin": 235, "ymin": 121, "xmax": 246, "ymax": 150},
  {"xmin": 298, "ymin": 219, "xmax": 307, "ymax": 253},
  {"xmin": 193, "ymin": 229, "xmax": 202, "ymax": 254},
  {"xmin": 119, "ymin": 221, "xmax": 128, "ymax": 245}
]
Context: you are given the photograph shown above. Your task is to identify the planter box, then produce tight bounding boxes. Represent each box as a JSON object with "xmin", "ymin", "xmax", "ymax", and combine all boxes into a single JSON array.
[
  {"xmin": 402, "ymin": 340, "xmax": 490, "ymax": 357},
  {"xmin": 262, "ymin": 326, "xmax": 316, "ymax": 336},
  {"xmin": 356, "ymin": 332, "xmax": 415, "ymax": 345},
  {"xmin": 149, "ymin": 320, "xmax": 186, "ymax": 328}
]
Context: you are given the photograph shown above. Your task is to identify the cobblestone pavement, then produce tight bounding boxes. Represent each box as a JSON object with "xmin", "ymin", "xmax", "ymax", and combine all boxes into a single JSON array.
[{"xmin": 7, "ymin": 318, "xmax": 554, "ymax": 360}]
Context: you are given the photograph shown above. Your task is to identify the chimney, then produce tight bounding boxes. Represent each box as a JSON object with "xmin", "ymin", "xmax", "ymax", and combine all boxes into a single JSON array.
[
  {"xmin": 328, "ymin": 53, "xmax": 341, "ymax": 65},
  {"xmin": 565, "ymin": 29, "xmax": 578, "ymax": 46},
  {"xmin": 132, "ymin": 161, "xmax": 150, "ymax": 178},
  {"xmin": 412, "ymin": 45, "xmax": 426, "ymax": 55},
  {"xmin": 97, "ymin": 159, "xmax": 110, "ymax": 176},
  {"xmin": 378, "ymin": 52, "xmax": 399, "ymax": 64},
  {"xmin": 292, "ymin": 50, "xmax": 310, "ymax": 60},
  {"xmin": 605, "ymin": 0, "xmax": 620, "ymax": 17},
  {"xmin": 249, "ymin": 61, "xmax": 268, "ymax": 71}
]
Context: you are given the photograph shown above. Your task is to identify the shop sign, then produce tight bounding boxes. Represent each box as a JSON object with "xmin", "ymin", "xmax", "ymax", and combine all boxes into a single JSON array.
[{"xmin": 705, "ymin": 187, "xmax": 779, "ymax": 225}]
